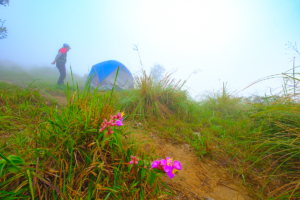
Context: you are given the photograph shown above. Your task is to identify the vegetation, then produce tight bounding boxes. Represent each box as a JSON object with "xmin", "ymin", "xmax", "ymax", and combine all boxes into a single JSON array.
[
  {"xmin": 0, "ymin": 80, "xmax": 171, "ymax": 199},
  {"xmin": 117, "ymin": 70, "xmax": 201, "ymax": 123},
  {"xmin": 0, "ymin": 63, "xmax": 87, "ymax": 94},
  {"xmin": 1, "ymin": 64, "xmax": 300, "ymax": 199},
  {"xmin": 117, "ymin": 69, "xmax": 300, "ymax": 199}
]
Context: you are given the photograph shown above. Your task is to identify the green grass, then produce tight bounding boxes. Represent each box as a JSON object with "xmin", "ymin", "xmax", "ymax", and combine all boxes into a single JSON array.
[
  {"xmin": 0, "ymin": 64, "xmax": 87, "ymax": 95},
  {"xmin": 191, "ymin": 85, "xmax": 300, "ymax": 199},
  {"xmin": 0, "ymin": 81, "xmax": 167, "ymax": 199},
  {"xmin": 117, "ymin": 71, "xmax": 300, "ymax": 199},
  {"xmin": 117, "ymin": 70, "xmax": 202, "ymax": 123},
  {"xmin": 2, "ymin": 67, "xmax": 300, "ymax": 199}
]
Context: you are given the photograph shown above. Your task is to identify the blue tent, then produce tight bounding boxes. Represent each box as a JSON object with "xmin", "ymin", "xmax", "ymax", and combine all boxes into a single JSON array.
[{"xmin": 87, "ymin": 60, "xmax": 134, "ymax": 91}]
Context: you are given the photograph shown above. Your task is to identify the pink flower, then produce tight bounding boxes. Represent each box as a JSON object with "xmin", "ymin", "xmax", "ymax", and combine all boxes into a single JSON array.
[
  {"xmin": 99, "ymin": 112, "xmax": 124, "ymax": 135},
  {"xmin": 151, "ymin": 160, "xmax": 161, "ymax": 169},
  {"xmin": 129, "ymin": 155, "xmax": 139, "ymax": 165},
  {"xmin": 150, "ymin": 160, "xmax": 165, "ymax": 172},
  {"xmin": 151, "ymin": 157, "xmax": 181, "ymax": 179},
  {"xmin": 99, "ymin": 119, "xmax": 108, "ymax": 132},
  {"xmin": 107, "ymin": 128, "xmax": 113, "ymax": 135},
  {"xmin": 115, "ymin": 120, "xmax": 123, "ymax": 126},
  {"xmin": 108, "ymin": 119, "xmax": 115, "ymax": 126},
  {"xmin": 116, "ymin": 112, "xmax": 123, "ymax": 122}
]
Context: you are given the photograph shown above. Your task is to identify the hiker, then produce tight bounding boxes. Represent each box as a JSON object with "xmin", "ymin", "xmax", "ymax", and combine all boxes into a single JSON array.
[{"xmin": 51, "ymin": 44, "xmax": 71, "ymax": 85}]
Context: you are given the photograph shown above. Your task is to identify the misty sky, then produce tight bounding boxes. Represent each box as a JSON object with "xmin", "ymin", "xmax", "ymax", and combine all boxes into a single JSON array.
[{"xmin": 0, "ymin": 0, "xmax": 300, "ymax": 98}]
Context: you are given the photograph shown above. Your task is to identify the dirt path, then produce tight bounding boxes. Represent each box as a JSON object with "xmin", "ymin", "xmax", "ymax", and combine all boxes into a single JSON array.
[
  {"xmin": 35, "ymin": 90, "xmax": 253, "ymax": 199},
  {"xmin": 154, "ymin": 138, "xmax": 251, "ymax": 200},
  {"xmin": 129, "ymin": 125, "xmax": 253, "ymax": 200},
  {"xmin": 46, "ymin": 94, "xmax": 253, "ymax": 200}
]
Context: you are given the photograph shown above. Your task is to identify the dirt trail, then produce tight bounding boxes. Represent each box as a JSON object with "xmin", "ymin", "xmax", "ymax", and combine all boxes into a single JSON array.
[
  {"xmin": 0, "ymin": 80, "xmax": 69, "ymax": 106},
  {"xmin": 132, "ymin": 129, "xmax": 252, "ymax": 200},
  {"xmin": 47, "ymin": 94, "xmax": 253, "ymax": 200},
  {"xmin": 42, "ymin": 93, "xmax": 253, "ymax": 199}
]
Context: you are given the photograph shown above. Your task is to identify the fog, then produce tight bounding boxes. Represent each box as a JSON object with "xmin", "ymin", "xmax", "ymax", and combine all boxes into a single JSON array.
[{"xmin": 0, "ymin": 0, "xmax": 300, "ymax": 98}]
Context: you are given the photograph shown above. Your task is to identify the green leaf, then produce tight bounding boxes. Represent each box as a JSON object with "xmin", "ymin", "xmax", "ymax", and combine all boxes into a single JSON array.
[
  {"xmin": 104, "ymin": 192, "xmax": 111, "ymax": 200},
  {"xmin": 8, "ymin": 155, "xmax": 25, "ymax": 165},
  {"xmin": 126, "ymin": 149, "xmax": 132, "ymax": 162},
  {"xmin": 0, "ymin": 152, "xmax": 26, "ymax": 176},
  {"xmin": 148, "ymin": 172, "xmax": 156, "ymax": 186},
  {"xmin": 152, "ymin": 168, "xmax": 163, "ymax": 173},
  {"xmin": 140, "ymin": 186, "xmax": 144, "ymax": 200},
  {"xmin": 138, "ymin": 160, "xmax": 143, "ymax": 166},
  {"xmin": 130, "ymin": 180, "xmax": 139, "ymax": 189},
  {"xmin": 101, "ymin": 136, "xmax": 111, "ymax": 147},
  {"xmin": 7, "ymin": 166, "xmax": 18, "ymax": 174},
  {"xmin": 27, "ymin": 169, "xmax": 34, "ymax": 200},
  {"xmin": 140, "ymin": 168, "xmax": 146, "ymax": 180},
  {"xmin": 0, "ymin": 162, "xmax": 6, "ymax": 177}
]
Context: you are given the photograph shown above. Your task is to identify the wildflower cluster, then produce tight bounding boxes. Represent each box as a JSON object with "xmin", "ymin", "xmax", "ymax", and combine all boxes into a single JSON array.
[
  {"xmin": 99, "ymin": 112, "xmax": 123, "ymax": 135},
  {"xmin": 151, "ymin": 157, "xmax": 182, "ymax": 179},
  {"xmin": 129, "ymin": 155, "xmax": 139, "ymax": 165},
  {"xmin": 129, "ymin": 155, "xmax": 182, "ymax": 179}
]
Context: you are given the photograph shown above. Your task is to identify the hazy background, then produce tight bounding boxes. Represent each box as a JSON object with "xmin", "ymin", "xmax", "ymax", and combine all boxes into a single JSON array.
[{"xmin": 0, "ymin": 0, "xmax": 299, "ymax": 98}]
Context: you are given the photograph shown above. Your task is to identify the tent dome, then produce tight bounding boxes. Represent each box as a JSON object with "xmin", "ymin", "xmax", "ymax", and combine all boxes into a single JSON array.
[{"xmin": 87, "ymin": 60, "xmax": 134, "ymax": 91}]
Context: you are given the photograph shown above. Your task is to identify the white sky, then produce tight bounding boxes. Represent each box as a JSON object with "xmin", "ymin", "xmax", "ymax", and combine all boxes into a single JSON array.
[{"xmin": 0, "ymin": 0, "xmax": 299, "ymax": 98}]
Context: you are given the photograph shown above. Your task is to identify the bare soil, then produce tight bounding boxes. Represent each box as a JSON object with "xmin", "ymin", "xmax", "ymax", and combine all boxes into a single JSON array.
[{"xmin": 127, "ymin": 124, "xmax": 253, "ymax": 200}]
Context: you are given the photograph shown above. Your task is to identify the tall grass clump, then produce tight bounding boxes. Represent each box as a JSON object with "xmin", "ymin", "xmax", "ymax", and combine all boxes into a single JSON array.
[
  {"xmin": 202, "ymin": 72, "xmax": 300, "ymax": 199},
  {"xmin": 238, "ymin": 72, "xmax": 300, "ymax": 199},
  {"xmin": 199, "ymin": 84, "xmax": 249, "ymax": 118},
  {"xmin": 189, "ymin": 84, "xmax": 254, "ymax": 158},
  {"xmin": 0, "ymin": 80, "xmax": 165, "ymax": 199},
  {"xmin": 201, "ymin": 86, "xmax": 251, "ymax": 134},
  {"xmin": 245, "ymin": 98, "xmax": 300, "ymax": 199},
  {"xmin": 118, "ymin": 70, "xmax": 201, "ymax": 123}
]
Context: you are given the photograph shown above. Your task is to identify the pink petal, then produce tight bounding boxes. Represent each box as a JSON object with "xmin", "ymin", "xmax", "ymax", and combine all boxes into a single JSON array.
[
  {"xmin": 167, "ymin": 171, "xmax": 175, "ymax": 179},
  {"xmin": 161, "ymin": 159, "xmax": 167, "ymax": 166},
  {"xmin": 135, "ymin": 161, "xmax": 138, "ymax": 164},
  {"xmin": 130, "ymin": 161, "xmax": 133, "ymax": 164},
  {"xmin": 115, "ymin": 120, "xmax": 123, "ymax": 126},
  {"xmin": 117, "ymin": 112, "xmax": 123, "ymax": 122},
  {"xmin": 163, "ymin": 166, "xmax": 173, "ymax": 173},
  {"xmin": 173, "ymin": 161, "xmax": 182, "ymax": 170},
  {"xmin": 151, "ymin": 160, "xmax": 160, "ymax": 168},
  {"xmin": 166, "ymin": 158, "xmax": 172, "ymax": 165}
]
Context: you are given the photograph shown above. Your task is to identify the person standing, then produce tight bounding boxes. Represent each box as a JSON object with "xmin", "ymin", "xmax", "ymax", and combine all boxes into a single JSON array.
[{"xmin": 51, "ymin": 44, "xmax": 71, "ymax": 85}]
